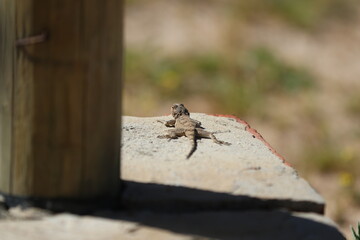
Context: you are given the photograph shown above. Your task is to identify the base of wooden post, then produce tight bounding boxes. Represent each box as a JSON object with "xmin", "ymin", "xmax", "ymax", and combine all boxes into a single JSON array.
[{"xmin": 0, "ymin": 187, "xmax": 122, "ymax": 214}]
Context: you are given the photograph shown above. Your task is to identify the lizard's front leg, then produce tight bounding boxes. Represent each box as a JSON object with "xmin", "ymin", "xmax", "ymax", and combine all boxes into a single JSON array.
[
  {"xmin": 196, "ymin": 129, "xmax": 231, "ymax": 145},
  {"xmin": 157, "ymin": 119, "xmax": 176, "ymax": 127}
]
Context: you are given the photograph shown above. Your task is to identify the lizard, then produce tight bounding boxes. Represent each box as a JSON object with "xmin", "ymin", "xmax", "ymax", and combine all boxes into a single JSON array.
[{"xmin": 157, "ymin": 103, "xmax": 230, "ymax": 159}]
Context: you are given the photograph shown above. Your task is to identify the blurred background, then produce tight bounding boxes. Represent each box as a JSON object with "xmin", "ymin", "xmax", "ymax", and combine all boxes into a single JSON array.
[{"xmin": 123, "ymin": 0, "xmax": 360, "ymax": 237}]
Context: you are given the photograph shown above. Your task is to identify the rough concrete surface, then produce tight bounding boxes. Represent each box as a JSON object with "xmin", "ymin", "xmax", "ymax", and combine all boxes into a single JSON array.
[
  {"xmin": 0, "ymin": 209, "xmax": 345, "ymax": 240},
  {"xmin": 0, "ymin": 114, "xmax": 345, "ymax": 239},
  {"xmin": 122, "ymin": 114, "xmax": 324, "ymax": 213}
]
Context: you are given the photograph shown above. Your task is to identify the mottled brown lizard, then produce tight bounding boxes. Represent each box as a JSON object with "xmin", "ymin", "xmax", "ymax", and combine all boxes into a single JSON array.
[{"xmin": 158, "ymin": 103, "xmax": 230, "ymax": 159}]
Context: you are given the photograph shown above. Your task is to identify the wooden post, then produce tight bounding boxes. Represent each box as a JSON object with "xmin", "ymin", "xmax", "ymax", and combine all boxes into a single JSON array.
[{"xmin": 0, "ymin": 0, "xmax": 122, "ymax": 200}]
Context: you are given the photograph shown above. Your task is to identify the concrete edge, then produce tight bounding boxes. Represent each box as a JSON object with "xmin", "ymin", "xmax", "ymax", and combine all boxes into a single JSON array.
[{"xmin": 212, "ymin": 114, "xmax": 291, "ymax": 167}]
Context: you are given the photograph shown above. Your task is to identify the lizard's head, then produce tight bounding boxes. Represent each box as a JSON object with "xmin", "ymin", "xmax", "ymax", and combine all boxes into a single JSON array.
[{"xmin": 171, "ymin": 103, "xmax": 190, "ymax": 119}]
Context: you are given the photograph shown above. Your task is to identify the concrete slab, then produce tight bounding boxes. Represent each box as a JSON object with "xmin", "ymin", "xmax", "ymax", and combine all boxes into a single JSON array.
[
  {"xmin": 0, "ymin": 210, "xmax": 345, "ymax": 240},
  {"xmin": 0, "ymin": 114, "xmax": 344, "ymax": 239},
  {"xmin": 121, "ymin": 114, "xmax": 324, "ymax": 213}
]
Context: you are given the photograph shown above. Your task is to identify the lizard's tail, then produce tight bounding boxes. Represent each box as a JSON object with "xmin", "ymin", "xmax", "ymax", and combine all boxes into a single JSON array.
[{"xmin": 186, "ymin": 130, "xmax": 197, "ymax": 159}]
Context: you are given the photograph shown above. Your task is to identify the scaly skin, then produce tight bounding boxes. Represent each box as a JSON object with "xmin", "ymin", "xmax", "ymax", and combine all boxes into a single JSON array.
[{"xmin": 158, "ymin": 103, "xmax": 230, "ymax": 159}]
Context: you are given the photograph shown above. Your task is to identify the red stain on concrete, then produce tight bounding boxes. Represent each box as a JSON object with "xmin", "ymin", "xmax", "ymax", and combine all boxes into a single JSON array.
[{"xmin": 212, "ymin": 114, "xmax": 291, "ymax": 167}]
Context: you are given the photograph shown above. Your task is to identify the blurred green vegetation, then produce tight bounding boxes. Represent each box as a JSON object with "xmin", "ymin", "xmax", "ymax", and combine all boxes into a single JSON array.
[
  {"xmin": 127, "ymin": 0, "xmax": 357, "ymax": 29},
  {"xmin": 228, "ymin": 0, "xmax": 357, "ymax": 29},
  {"xmin": 125, "ymin": 47, "xmax": 315, "ymax": 116},
  {"xmin": 303, "ymin": 144, "xmax": 357, "ymax": 173},
  {"xmin": 347, "ymin": 93, "xmax": 360, "ymax": 117},
  {"xmin": 352, "ymin": 223, "xmax": 360, "ymax": 240}
]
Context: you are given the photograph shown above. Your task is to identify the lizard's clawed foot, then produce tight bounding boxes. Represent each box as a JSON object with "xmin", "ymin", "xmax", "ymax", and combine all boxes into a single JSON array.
[
  {"xmin": 216, "ymin": 140, "xmax": 231, "ymax": 146},
  {"xmin": 212, "ymin": 130, "xmax": 231, "ymax": 134}
]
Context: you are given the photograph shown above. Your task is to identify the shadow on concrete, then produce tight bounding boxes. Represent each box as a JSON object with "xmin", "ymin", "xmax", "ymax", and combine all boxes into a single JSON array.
[
  {"xmin": 95, "ymin": 209, "xmax": 345, "ymax": 240},
  {"xmin": 120, "ymin": 180, "xmax": 324, "ymax": 214},
  {"xmin": 0, "ymin": 180, "xmax": 345, "ymax": 239},
  {"xmin": 98, "ymin": 180, "xmax": 344, "ymax": 240}
]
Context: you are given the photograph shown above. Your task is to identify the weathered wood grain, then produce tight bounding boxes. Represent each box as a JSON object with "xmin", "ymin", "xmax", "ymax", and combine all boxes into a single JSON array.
[
  {"xmin": 11, "ymin": 0, "xmax": 36, "ymax": 197},
  {"xmin": 0, "ymin": 0, "xmax": 16, "ymax": 193},
  {"xmin": 0, "ymin": 0, "xmax": 123, "ymax": 199}
]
